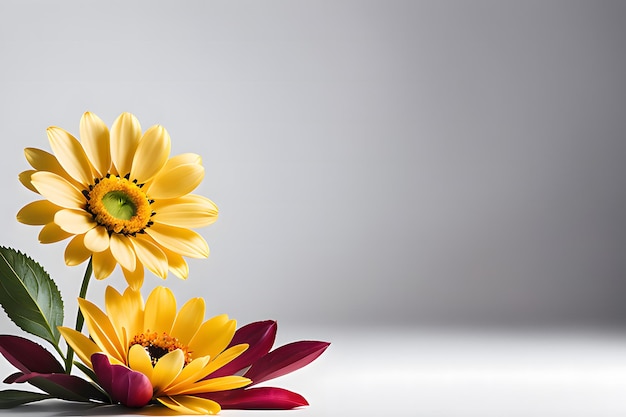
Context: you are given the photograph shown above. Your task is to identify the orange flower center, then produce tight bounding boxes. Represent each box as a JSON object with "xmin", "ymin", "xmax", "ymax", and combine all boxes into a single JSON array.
[
  {"xmin": 129, "ymin": 331, "xmax": 192, "ymax": 366},
  {"xmin": 85, "ymin": 175, "xmax": 154, "ymax": 235}
]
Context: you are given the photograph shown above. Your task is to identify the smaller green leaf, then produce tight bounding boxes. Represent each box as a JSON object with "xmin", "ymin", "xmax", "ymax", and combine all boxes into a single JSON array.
[
  {"xmin": 0, "ymin": 389, "xmax": 50, "ymax": 408},
  {"xmin": 0, "ymin": 247, "xmax": 64, "ymax": 346}
]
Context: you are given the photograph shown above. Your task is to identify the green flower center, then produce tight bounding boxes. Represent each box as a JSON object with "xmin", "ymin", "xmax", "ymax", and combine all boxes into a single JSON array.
[{"xmin": 85, "ymin": 176, "xmax": 154, "ymax": 235}]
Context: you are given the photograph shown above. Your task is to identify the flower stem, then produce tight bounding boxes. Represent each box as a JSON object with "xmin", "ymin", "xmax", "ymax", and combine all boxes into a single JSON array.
[{"xmin": 65, "ymin": 257, "xmax": 93, "ymax": 374}]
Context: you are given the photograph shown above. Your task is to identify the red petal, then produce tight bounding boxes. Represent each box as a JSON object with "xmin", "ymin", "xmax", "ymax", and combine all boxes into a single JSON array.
[
  {"xmin": 0, "ymin": 335, "xmax": 64, "ymax": 374},
  {"xmin": 199, "ymin": 387, "xmax": 308, "ymax": 409},
  {"xmin": 91, "ymin": 353, "xmax": 152, "ymax": 408},
  {"xmin": 12, "ymin": 372, "xmax": 108, "ymax": 403},
  {"xmin": 207, "ymin": 320, "xmax": 277, "ymax": 378},
  {"xmin": 244, "ymin": 340, "xmax": 330, "ymax": 385}
]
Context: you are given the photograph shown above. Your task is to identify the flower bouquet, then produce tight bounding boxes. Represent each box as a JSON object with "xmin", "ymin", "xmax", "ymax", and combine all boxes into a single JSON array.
[{"xmin": 0, "ymin": 112, "xmax": 329, "ymax": 414}]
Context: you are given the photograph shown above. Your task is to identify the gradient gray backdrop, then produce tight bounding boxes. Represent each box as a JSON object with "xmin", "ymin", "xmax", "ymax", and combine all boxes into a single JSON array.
[{"xmin": 1, "ymin": 0, "xmax": 625, "ymax": 332}]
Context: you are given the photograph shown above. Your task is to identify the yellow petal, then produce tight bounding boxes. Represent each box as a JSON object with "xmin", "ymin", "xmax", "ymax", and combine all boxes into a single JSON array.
[
  {"xmin": 78, "ymin": 298, "xmax": 126, "ymax": 363},
  {"xmin": 17, "ymin": 200, "xmax": 60, "ymax": 225},
  {"xmin": 110, "ymin": 112, "xmax": 141, "ymax": 177},
  {"xmin": 38, "ymin": 223, "xmax": 73, "ymax": 243},
  {"xmin": 64, "ymin": 235, "xmax": 92, "ymax": 266},
  {"xmin": 92, "ymin": 249, "xmax": 117, "ymax": 280},
  {"xmin": 174, "ymin": 375, "xmax": 251, "ymax": 395},
  {"xmin": 201, "ymin": 344, "xmax": 249, "ymax": 376},
  {"xmin": 109, "ymin": 234, "xmax": 136, "ymax": 272},
  {"xmin": 24, "ymin": 148, "xmax": 81, "ymax": 188},
  {"xmin": 144, "ymin": 286, "xmax": 176, "ymax": 335},
  {"xmin": 122, "ymin": 286, "xmax": 145, "ymax": 337},
  {"xmin": 152, "ymin": 349, "xmax": 184, "ymax": 394},
  {"xmin": 171, "ymin": 298, "xmax": 205, "ymax": 346},
  {"xmin": 83, "ymin": 226, "xmax": 110, "ymax": 253},
  {"xmin": 188, "ymin": 316, "xmax": 236, "ymax": 360},
  {"xmin": 47, "ymin": 126, "xmax": 94, "ymax": 186},
  {"xmin": 147, "ymin": 163, "xmax": 204, "ymax": 200},
  {"xmin": 130, "ymin": 237, "xmax": 168, "ymax": 279},
  {"xmin": 57, "ymin": 327, "xmax": 101, "ymax": 369},
  {"xmin": 30, "ymin": 171, "xmax": 86, "ymax": 209},
  {"xmin": 79, "ymin": 112, "xmax": 111, "ymax": 178},
  {"xmin": 128, "ymin": 344, "xmax": 153, "ymax": 381},
  {"xmin": 122, "ymin": 265, "xmax": 144, "ymax": 291},
  {"xmin": 54, "ymin": 209, "xmax": 97, "ymax": 234},
  {"xmin": 163, "ymin": 248, "xmax": 189, "ymax": 280},
  {"xmin": 157, "ymin": 395, "xmax": 220, "ymax": 415},
  {"xmin": 152, "ymin": 195, "xmax": 218, "ymax": 228},
  {"xmin": 130, "ymin": 125, "xmax": 171, "ymax": 184},
  {"xmin": 104, "ymin": 286, "xmax": 133, "ymax": 348},
  {"xmin": 164, "ymin": 356, "xmax": 210, "ymax": 394},
  {"xmin": 146, "ymin": 223, "xmax": 209, "ymax": 258},
  {"xmin": 18, "ymin": 170, "xmax": 38, "ymax": 193}
]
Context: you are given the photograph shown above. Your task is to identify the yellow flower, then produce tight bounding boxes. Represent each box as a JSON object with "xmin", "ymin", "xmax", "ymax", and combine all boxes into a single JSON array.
[
  {"xmin": 17, "ymin": 111, "xmax": 218, "ymax": 288},
  {"xmin": 59, "ymin": 286, "xmax": 250, "ymax": 414}
]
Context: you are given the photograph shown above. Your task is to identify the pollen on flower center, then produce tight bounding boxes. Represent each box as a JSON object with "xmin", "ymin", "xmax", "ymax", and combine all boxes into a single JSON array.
[
  {"xmin": 85, "ymin": 175, "xmax": 154, "ymax": 235},
  {"xmin": 130, "ymin": 331, "xmax": 192, "ymax": 366}
]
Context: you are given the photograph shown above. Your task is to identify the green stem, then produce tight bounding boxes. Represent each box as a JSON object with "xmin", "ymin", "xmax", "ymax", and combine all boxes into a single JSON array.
[{"xmin": 65, "ymin": 257, "xmax": 93, "ymax": 374}]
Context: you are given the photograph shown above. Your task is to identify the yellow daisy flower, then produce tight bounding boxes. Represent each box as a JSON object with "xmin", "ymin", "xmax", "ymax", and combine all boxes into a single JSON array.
[
  {"xmin": 17, "ymin": 111, "xmax": 218, "ymax": 288},
  {"xmin": 59, "ymin": 286, "xmax": 250, "ymax": 414}
]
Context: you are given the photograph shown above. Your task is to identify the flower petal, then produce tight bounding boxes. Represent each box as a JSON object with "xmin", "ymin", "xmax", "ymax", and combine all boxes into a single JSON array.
[
  {"xmin": 146, "ymin": 223, "xmax": 209, "ymax": 258},
  {"xmin": 173, "ymin": 375, "xmax": 251, "ymax": 395},
  {"xmin": 122, "ymin": 265, "xmax": 144, "ymax": 291},
  {"xmin": 130, "ymin": 237, "xmax": 168, "ymax": 279},
  {"xmin": 163, "ymin": 248, "xmax": 189, "ymax": 279},
  {"xmin": 64, "ymin": 235, "xmax": 92, "ymax": 266},
  {"xmin": 244, "ymin": 341, "xmax": 330, "ymax": 386},
  {"xmin": 38, "ymin": 223, "xmax": 73, "ymax": 243},
  {"xmin": 128, "ymin": 344, "xmax": 153, "ymax": 381},
  {"xmin": 109, "ymin": 234, "xmax": 136, "ymax": 272},
  {"xmin": 130, "ymin": 125, "xmax": 171, "ymax": 183},
  {"xmin": 164, "ymin": 356, "xmax": 210, "ymax": 393},
  {"xmin": 201, "ymin": 344, "xmax": 248, "ymax": 378},
  {"xmin": 152, "ymin": 349, "xmax": 184, "ymax": 394},
  {"xmin": 144, "ymin": 286, "xmax": 176, "ymax": 335},
  {"xmin": 200, "ymin": 387, "xmax": 309, "ymax": 410},
  {"xmin": 54, "ymin": 209, "xmax": 97, "ymax": 234},
  {"xmin": 148, "ymin": 163, "xmax": 204, "ymax": 200},
  {"xmin": 24, "ymin": 147, "xmax": 82, "ymax": 188},
  {"xmin": 17, "ymin": 200, "xmax": 60, "ymax": 225},
  {"xmin": 152, "ymin": 195, "xmax": 218, "ymax": 228},
  {"xmin": 84, "ymin": 226, "xmax": 110, "ymax": 253},
  {"xmin": 78, "ymin": 298, "xmax": 126, "ymax": 363},
  {"xmin": 92, "ymin": 249, "xmax": 117, "ymax": 280},
  {"xmin": 207, "ymin": 320, "xmax": 277, "ymax": 378},
  {"xmin": 18, "ymin": 170, "xmax": 38, "ymax": 193},
  {"xmin": 110, "ymin": 112, "xmax": 141, "ymax": 177},
  {"xmin": 47, "ymin": 126, "xmax": 94, "ymax": 186},
  {"xmin": 79, "ymin": 112, "xmax": 111, "ymax": 178},
  {"xmin": 171, "ymin": 297, "xmax": 205, "ymax": 347},
  {"xmin": 92, "ymin": 353, "xmax": 152, "ymax": 408},
  {"xmin": 157, "ymin": 395, "xmax": 220, "ymax": 415},
  {"xmin": 57, "ymin": 327, "xmax": 102, "ymax": 369},
  {"xmin": 12, "ymin": 372, "xmax": 109, "ymax": 403},
  {"xmin": 188, "ymin": 315, "xmax": 235, "ymax": 360},
  {"xmin": 0, "ymin": 335, "xmax": 64, "ymax": 374},
  {"xmin": 30, "ymin": 171, "xmax": 86, "ymax": 209}
]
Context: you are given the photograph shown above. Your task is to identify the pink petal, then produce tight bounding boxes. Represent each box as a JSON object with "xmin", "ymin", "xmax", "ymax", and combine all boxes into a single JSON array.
[
  {"xmin": 199, "ymin": 387, "xmax": 308, "ymax": 409},
  {"xmin": 207, "ymin": 320, "xmax": 277, "ymax": 379},
  {"xmin": 244, "ymin": 341, "xmax": 330, "ymax": 386},
  {"xmin": 0, "ymin": 335, "xmax": 64, "ymax": 374},
  {"xmin": 10, "ymin": 372, "xmax": 109, "ymax": 403},
  {"xmin": 91, "ymin": 353, "xmax": 152, "ymax": 408}
]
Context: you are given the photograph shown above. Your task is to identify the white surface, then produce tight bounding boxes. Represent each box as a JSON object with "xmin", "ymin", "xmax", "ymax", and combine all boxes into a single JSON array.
[{"xmin": 1, "ymin": 327, "xmax": 626, "ymax": 416}]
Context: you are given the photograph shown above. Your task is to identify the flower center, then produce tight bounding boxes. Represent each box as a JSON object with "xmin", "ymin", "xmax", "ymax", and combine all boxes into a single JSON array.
[
  {"xmin": 129, "ymin": 331, "xmax": 192, "ymax": 366},
  {"xmin": 85, "ymin": 175, "xmax": 153, "ymax": 235}
]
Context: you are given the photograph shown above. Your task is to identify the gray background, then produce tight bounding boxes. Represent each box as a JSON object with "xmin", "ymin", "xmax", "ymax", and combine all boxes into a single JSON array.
[{"xmin": 1, "ymin": 0, "xmax": 625, "ymax": 332}]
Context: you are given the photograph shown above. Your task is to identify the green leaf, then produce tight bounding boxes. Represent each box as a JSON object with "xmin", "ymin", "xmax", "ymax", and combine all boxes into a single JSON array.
[
  {"xmin": 0, "ymin": 247, "xmax": 64, "ymax": 346},
  {"xmin": 0, "ymin": 389, "xmax": 50, "ymax": 408}
]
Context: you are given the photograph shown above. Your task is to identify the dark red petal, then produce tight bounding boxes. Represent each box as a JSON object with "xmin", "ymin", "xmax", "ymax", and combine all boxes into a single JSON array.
[
  {"xmin": 91, "ymin": 353, "xmax": 152, "ymax": 408},
  {"xmin": 12, "ymin": 372, "xmax": 108, "ymax": 403},
  {"xmin": 244, "ymin": 340, "xmax": 330, "ymax": 386},
  {"xmin": 207, "ymin": 320, "xmax": 277, "ymax": 378},
  {"xmin": 3, "ymin": 372, "xmax": 23, "ymax": 384},
  {"xmin": 0, "ymin": 335, "xmax": 64, "ymax": 374},
  {"xmin": 199, "ymin": 387, "xmax": 308, "ymax": 409}
]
